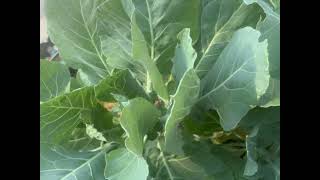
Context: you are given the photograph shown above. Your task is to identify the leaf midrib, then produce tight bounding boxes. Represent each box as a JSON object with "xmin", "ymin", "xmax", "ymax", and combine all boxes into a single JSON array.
[
  {"xmin": 198, "ymin": 56, "xmax": 254, "ymax": 102},
  {"xmin": 145, "ymin": 0, "xmax": 155, "ymax": 60},
  {"xmin": 195, "ymin": 3, "xmax": 245, "ymax": 70},
  {"xmin": 79, "ymin": 0, "xmax": 110, "ymax": 74},
  {"xmin": 60, "ymin": 148, "xmax": 106, "ymax": 180}
]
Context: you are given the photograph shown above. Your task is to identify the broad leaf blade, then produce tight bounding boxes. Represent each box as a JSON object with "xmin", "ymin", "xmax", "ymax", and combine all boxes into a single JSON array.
[
  {"xmin": 164, "ymin": 29, "xmax": 200, "ymax": 155},
  {"xmin": 245, "ymin": 0, "xmax": 280, "ymax": 107},
  {"xmin": 171, "ymin": 29, "xmax": 197, "ymax": 83},
  {"xmin": 244, "ymin": 127, "xmax": 259, "ymax": 176},
  {"xmin": 199, "ymin": 27, "xmax": 270, "ymax": 131},
  {"xmin": 259, "ymin": 9, "xmax": 280, "ymax": 79},
  {"xmin": 259, "ymin": 78, "xmax": 280, "ymax": 107},
  {"xmin": 132, "ymin": 13, "xmax": 169, "ymax": 101},
  {"xmin": 41, "ymin": 70, "xmax": 137, "ymax": 144},
  {"xmin": 120, "ymin": 98, "xmax": 160, "ymax": 155},
  {"xmin": 40, "ymin": 142, "xmax": 114, "ymax": 180},
  {"xmin": 40, "ymin": 87, "xmax": 96, "ymax": 144},
  {"xmin": 99, "ymin": 0, "xmax": 147, "ymax": 82},
  {"xmin": 195, "ymin": 0, "xmax": 263, "ymax": 78},
  {"xmin": 164, "ymin": 69, "xmax": 200, "ymax": 155},
  {"xmin": 130, "ymin": 0, "xmax": 201, "ymax": 76},
  {"xmin": 104, "ymin": 148, "xmax": 149, "ymax": 180},
  {"xmin": 156, "ymin": 139, "xmax": 247, "ymax": 180},
  {"xmin": 239, "ymin": 107, "xmax": 280, "ymax": 179},
  {"xmin": 94, "ymin": 70, "xmax": 147, "ymax": 102},
  {"xmin": 40, "ymin": 60, "xmax": 71, "ymax": 102},
  {"xmin": 45, "ymin": 0, "xmax": 111, "ymax": 84},
  {"xmin": 99, "ymin": 0, "xmax": 132, "ymax": 70}
]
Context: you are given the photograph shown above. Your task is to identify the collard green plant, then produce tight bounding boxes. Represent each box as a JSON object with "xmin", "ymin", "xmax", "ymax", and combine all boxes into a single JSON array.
[{"xmin": 41, "ymin": 0, "xmax": 280, "ymax": 179}]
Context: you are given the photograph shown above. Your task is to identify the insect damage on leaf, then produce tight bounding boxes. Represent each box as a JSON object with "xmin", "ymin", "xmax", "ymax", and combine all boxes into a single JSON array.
[
  {"xmin": 101, "ymin": 102, "xmax": 118, "ymax": 111},
  {"xmin": 86, "ymin": 124, "xmax": 107, "ymax": 142}
]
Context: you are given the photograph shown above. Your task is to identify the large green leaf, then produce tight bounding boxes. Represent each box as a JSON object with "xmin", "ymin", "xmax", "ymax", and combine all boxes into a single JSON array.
[
  {"xmin": 199, "ymin": 27, "xmax": 270, "ymax": 131},
  {"xmin": 98, "ymin": 0, "xmax": 133, "ymax": 70},
  {"xmin": 41, "ymin": 70, "xmax": 143, "ymax": 144},
  {"xmin": 40, "ymin": 87, "xmax": 97, "ymax": 143},
  {"xmin": 40, "ymin": 142, "xmax": 115, "ymax": 180},
  {"xmin": 95, "ymin": 70, "xmax": 148, "ymax": 102},
  {"xmin": 99, "ymin": 0, "xmax": 146, "ymax": 82},
  {"xmin": 45, "ymin": 0, "xmax": 111, "ymax": 85},
  {"xmin": 239, "ymin": 107, "xmax": 280, "ymax": 179},
  {"xmin": 132, "ymin": 14, "xmax": 169, "ymax": 101},
  {"xmin": 147, "ymin": 139, "xmax": 207, "ymax": 180},
  {"xmin": 244, "ymin": 126, "xmax": 259, "ymax": 176},
  {"xmin": 120, "ymin": 98, "xmax": 160, "ymax": 155},
  {"xmin": 259, "ymin": 78, "xmax": 280, "ymax": 107},
  {"xmin": 130, "ymin": 0, "xmax": 201, "ymax": 76},
  {"xmin": 61, "ymin": 104, "xmax": 117, "ymax": 152},
  {"xmin": 171, "ymin": 29, "xmax": 197, "ymax": 83},
  {"xmin": 164, "ymin": 69, "xmax": 200, "ymax": 155},
  {"xmin": 104, "ymin": 148, "xmax": 149, "ymax": 180},
  {"xmin": 195, "ymin": 0, "xmax": 264, "ymax": 78},
  {"xmin": 183, "ymin": 108, "xmax": 222, "ymax": 137},
  {"xmin": 154, "ymin": 138, "xmax": 247, "ymax": 180},
  {"xmin": 40, "ymin": 60, "xmax": 71, "ymax": 102},
  {"xmin": 245, "ymin": 0, "xmax": 280, "ymax": 107},
  {"xmin": 99, "ymin": 0, "xmax": 201, "ymax": 94},
  {"xmin": 43, "ymin": 1, "xmax": 280, "ymax": 179},
  {"xmin": 160, "ymin": 156, "xmax": 207, "ymax": 180},
  {"xmin": 181, "ymin": 137, "xmax": 250, "ymax": 180},
  {"xmin": 164, "ymin": 29, "xmax": 200, "ymax": 155},
  {"xmin": 258, "ymin": 6, "xmax": 280, "ymax": 79}
]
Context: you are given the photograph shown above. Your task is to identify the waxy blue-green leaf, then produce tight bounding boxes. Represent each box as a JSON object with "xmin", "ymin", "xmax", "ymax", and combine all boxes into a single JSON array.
[
  {"xmin": 258, "ymin": 7, "xmax": 279, "ymax": 80},
  {"xmin": 104, "ymin": 148, "xmax": 149, "ymax": 180},
  {"xmin": 195, "ymin": 0, "xmax": 264, "ymax": 78},
  {"xmin": 98, "ymin": 0, "xmax": 132, "ymax": 70},
  {"xmin": 245, "ymin": 0, "xmax": 280, "ymax": 107},
  {"xmin": 41, "ymin": 70, "xmax": 143, "ymax": 144},
  {"xmin": 120, "ymin": 98, "xmax": 160, "ymax": 155},
  {"xmin": 156, "ymin": 139, "xmax": 248, "ymax": 180},
  {"xmin": 171, "ymin": 29, "xmax": 197, "ymax": 83},
  {"xmin": 164, "ymin": 29, "xmax": 200, "ymax": 155},
  {"xmin": 40, "ymin": 142, "xmax": 115, "ymax": 180},
  {"xmin": 43, "ymin": 1, "xmax": 280, "ymax": 179},
  {"xmin": 181, "ymin": 138, "xmax": 250, "ymax": 180},
  {"xmin": 164, "ymin": 69, "xmax": 200, "ymax": 155},
  {"xmin": 99, "ymin": 0, "xmax": 201, "ymax": 87},
  {"xmin": 259, "ymin": 78, "xmax": 280, "ymax": 107},
  {"xmin": 40, "ymin": 60, "xmax": 71, "ymax": 102},
  {"xmin": 41, "ymin": 87, "xmax": 97, "ymax": 144},
  {"xmin": 132, "ymin": 13, "xmax": 169, "ymax": 101},
  {"xmin": 239, "ymin": 107, "xmax": 280, "ymax": 179},
  {"xmin": 45, "ymin": 0, "xmax": 111, "ymax": 85},
  {"xmin": 76, "ymin": 69, "xmax": 96, "ymax": 87},
  {"xmin": 244, "ymin": 126, "xmax": 259, "ymax": 176},
  {"xmin": 162, "ymin": 157, "xmax": 207, "ymax": 180},
  {"xmin": 61, "ymin": 103, "xmax": 117, "ymax": 152},
  {"xmin": 129, "ymin": 0, "xmax": 200, "ymax": 76},
  {"xmin": 199, "ymin": 27, "xmax": 270, "ymax": 131},
  {"xmin": 99, "ymin": 0, "xmax": 147, "ymax": 82},
  {"xmin": 148, "ymin": 138, "xmax": 208, "ymax": 180},
  {"xmin": 94, "ymin": 70, "xmax": 147, "ymax": 102}
]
